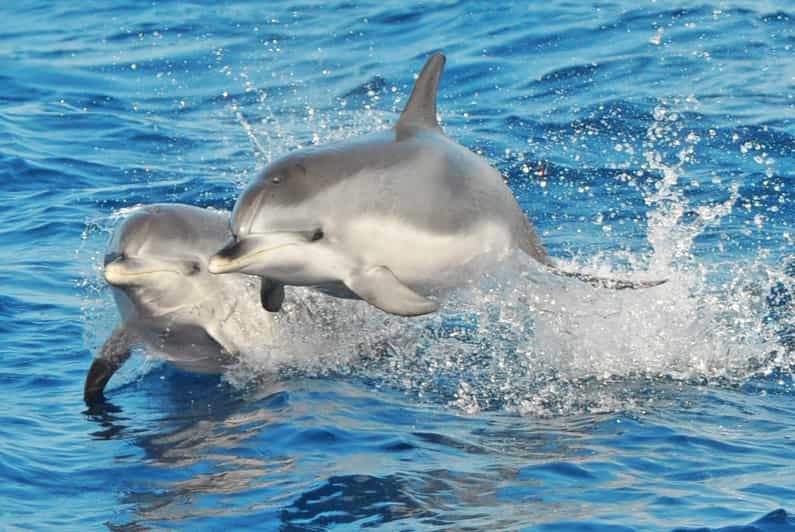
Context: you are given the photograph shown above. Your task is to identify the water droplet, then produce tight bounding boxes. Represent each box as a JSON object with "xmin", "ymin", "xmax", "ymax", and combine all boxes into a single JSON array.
[
  {"xmin": 685, "ymin": 132, "xmax": 700, "ymax": 143},
  {"xmin": 649, "ymin": 27, "xmax": 664, "ymax": 45}
]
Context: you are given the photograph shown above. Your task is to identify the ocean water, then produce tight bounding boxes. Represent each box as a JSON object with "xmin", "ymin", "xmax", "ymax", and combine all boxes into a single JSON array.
[{"xmin": 1, "ymin": 0, "xmax": 794, "ymax": 529}]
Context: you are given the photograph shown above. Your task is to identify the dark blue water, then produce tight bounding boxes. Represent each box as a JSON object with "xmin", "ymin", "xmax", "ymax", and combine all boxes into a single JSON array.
[{"xmin": 2, "ymin": 1, "xmax": 794, "ymax": 529}]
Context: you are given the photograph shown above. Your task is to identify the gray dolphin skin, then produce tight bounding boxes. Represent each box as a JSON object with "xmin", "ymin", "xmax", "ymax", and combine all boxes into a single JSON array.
[
  {"xmin": 84, "ymin": 204, "xmax": 266, "ymax": 404},
  {"xmin": 208, "ymin": 52, "xmax": 553, "ymax": 316}
]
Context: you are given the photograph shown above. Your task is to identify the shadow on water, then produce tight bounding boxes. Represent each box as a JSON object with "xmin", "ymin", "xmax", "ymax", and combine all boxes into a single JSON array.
[
  {"xmin": 280, "ymin": 473, "xmax": 434, "ymax": 529},
  {"xmin": 81, "ymin": 365, "xmax": 299, "ymax": 526},
  {"xmin": 673, "ymin": 509, "xmax": 795, "ymax": 532},
  {"xmin": 83, "ymin": 400, "xmax": 128, "ymax": 440},
  {"xmin": 77, "ymin": 362, "xmax": 539, "ymax": 528},
  {"xmin": 83, "ymin": 366, "xmax": 249, "ymax": 441}
]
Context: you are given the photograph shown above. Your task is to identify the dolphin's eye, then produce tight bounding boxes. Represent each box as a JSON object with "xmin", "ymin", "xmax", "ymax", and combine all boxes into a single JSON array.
[{"xmin": 311, "ymin": 229, "xmax": 324, "ymax": 242}]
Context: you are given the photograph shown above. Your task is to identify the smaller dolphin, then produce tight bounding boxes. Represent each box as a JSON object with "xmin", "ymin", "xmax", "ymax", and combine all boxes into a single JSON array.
[{"xmin": 84, "ymin": 204, "xmax": 272, "ymax": 404}]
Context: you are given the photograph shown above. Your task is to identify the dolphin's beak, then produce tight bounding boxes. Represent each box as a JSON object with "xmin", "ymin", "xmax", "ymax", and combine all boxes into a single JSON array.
[
  {"xmin": 104, "ymin": 256, "xmax": 188, "ymax": 285},
  {"xmin": 103, "ymin": 257, "xmax": 131, "ymax": 286},
  {"xmin": 208, "ymin": 237, "xmax": 244, "ymax": 274},
  {"xmin": 208, "ymin": 232, "xmax": 313, "ymax": 275}
]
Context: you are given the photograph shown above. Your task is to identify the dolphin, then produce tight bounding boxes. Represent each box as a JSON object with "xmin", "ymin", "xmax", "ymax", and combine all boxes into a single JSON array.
[
  {"xmin": 84, "ymin": 204, "xmax": 273, "ymax": 404},
  {"xmin": 207, "ymin": 52, "xmax": 550, "ymax": 316},
  {"xmin": 208, "ymin": 52, "xmax": 663, "ymax": 317}
]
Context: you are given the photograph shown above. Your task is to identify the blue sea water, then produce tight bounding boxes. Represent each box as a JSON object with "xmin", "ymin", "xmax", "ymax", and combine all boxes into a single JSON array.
[{"xmin": 1, "ymin": 0, "xmax": 794, "ymax": 529}]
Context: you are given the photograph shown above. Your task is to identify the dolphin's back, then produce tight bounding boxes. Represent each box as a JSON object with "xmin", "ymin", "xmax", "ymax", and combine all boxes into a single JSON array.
[{"xmin": 259, "ymin": 129, "xmax": 547, "ymax": 262}]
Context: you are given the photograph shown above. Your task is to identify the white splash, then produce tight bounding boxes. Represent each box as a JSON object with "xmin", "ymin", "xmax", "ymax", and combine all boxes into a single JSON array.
[{"xmin": 218, "ymin": 98, "xmax": 794, "ymax": 417}]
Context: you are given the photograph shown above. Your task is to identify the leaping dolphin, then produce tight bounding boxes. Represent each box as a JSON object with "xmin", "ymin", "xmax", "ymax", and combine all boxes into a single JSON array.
[
  {"xmin": 207, "ymin": 53, "xmax": 555, "ymax": 316},
  {"xmin": 84, "ymin": 204, "xmax": 273, "ymax": 404},
  {"xmin": 208, "ymin": 52, "xmax": 663, "ymax": 317}
]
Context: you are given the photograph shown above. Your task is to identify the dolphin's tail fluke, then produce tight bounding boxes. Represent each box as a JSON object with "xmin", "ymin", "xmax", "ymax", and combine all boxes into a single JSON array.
[
  {"xmin": 552, "ymin": 269, "xmax": 668, "ymax": 290},
  {"xmin": 84, "ymin": 325, "xmax": 136, "ymax": 404}
]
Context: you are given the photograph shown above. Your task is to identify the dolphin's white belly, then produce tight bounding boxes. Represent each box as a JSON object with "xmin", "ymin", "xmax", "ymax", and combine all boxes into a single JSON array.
[{"xmin": 340, "ymin": 216, "xmax": 513, "ymax": 286}]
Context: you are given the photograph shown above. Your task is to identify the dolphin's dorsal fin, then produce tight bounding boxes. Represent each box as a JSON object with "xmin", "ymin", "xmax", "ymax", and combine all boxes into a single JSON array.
[{"xmin": 395, "ymin": 52, "xmax": 446, "ymax": 133}]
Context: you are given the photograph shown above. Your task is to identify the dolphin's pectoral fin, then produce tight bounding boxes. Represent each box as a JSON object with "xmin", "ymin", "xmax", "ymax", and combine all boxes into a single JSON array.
[
  {"xmin": 346, "ymin": 266, "xmax": 439, "ymax": 316},
  {"xmin": 554, "ymin": 270, "xmax": 668, "ymax": 290},
  {"xmin": 84, "ymin": 359, "xmax": 118, "ymax": 404},
  {"xmin": 203, "ymin": 324, "xmax": 238, "ymax": 359},
  {"xmin": 84, "ymin": 325, "xmax": 136, "ymax": 404},
  {"xmin": 260, "ymin": 279, "xmax": 285, "ymax": 312}
]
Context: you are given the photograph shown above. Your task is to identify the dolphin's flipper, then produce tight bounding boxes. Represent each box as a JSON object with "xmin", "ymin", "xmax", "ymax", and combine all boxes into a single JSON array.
[
  {"xmin": 346, "ymin": 266, "xmax": 439, "ymax": 316},
  {"xmin": 396, "ymin": 52, "xmax": 446, "ymax": 133},
  {"xmin": 203, "ymin": 323, "xmax": 238, "ymax": 358},
  {"xmin": 554, "ymin": 270, "xmax": 667, "ymax": 290},
  {"xmin": 260, "ymin": 279, "xmax": 285, "ymax": 312},
  {"xmin": 84, "ymin": 325, "xmax": 136, "ymax": 404}
]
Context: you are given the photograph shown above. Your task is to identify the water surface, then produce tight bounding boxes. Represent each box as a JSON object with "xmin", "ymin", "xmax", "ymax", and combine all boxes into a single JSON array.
[{"xmin": 1, "ymin": 0, "xmax": 794, "ymax": 529}]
